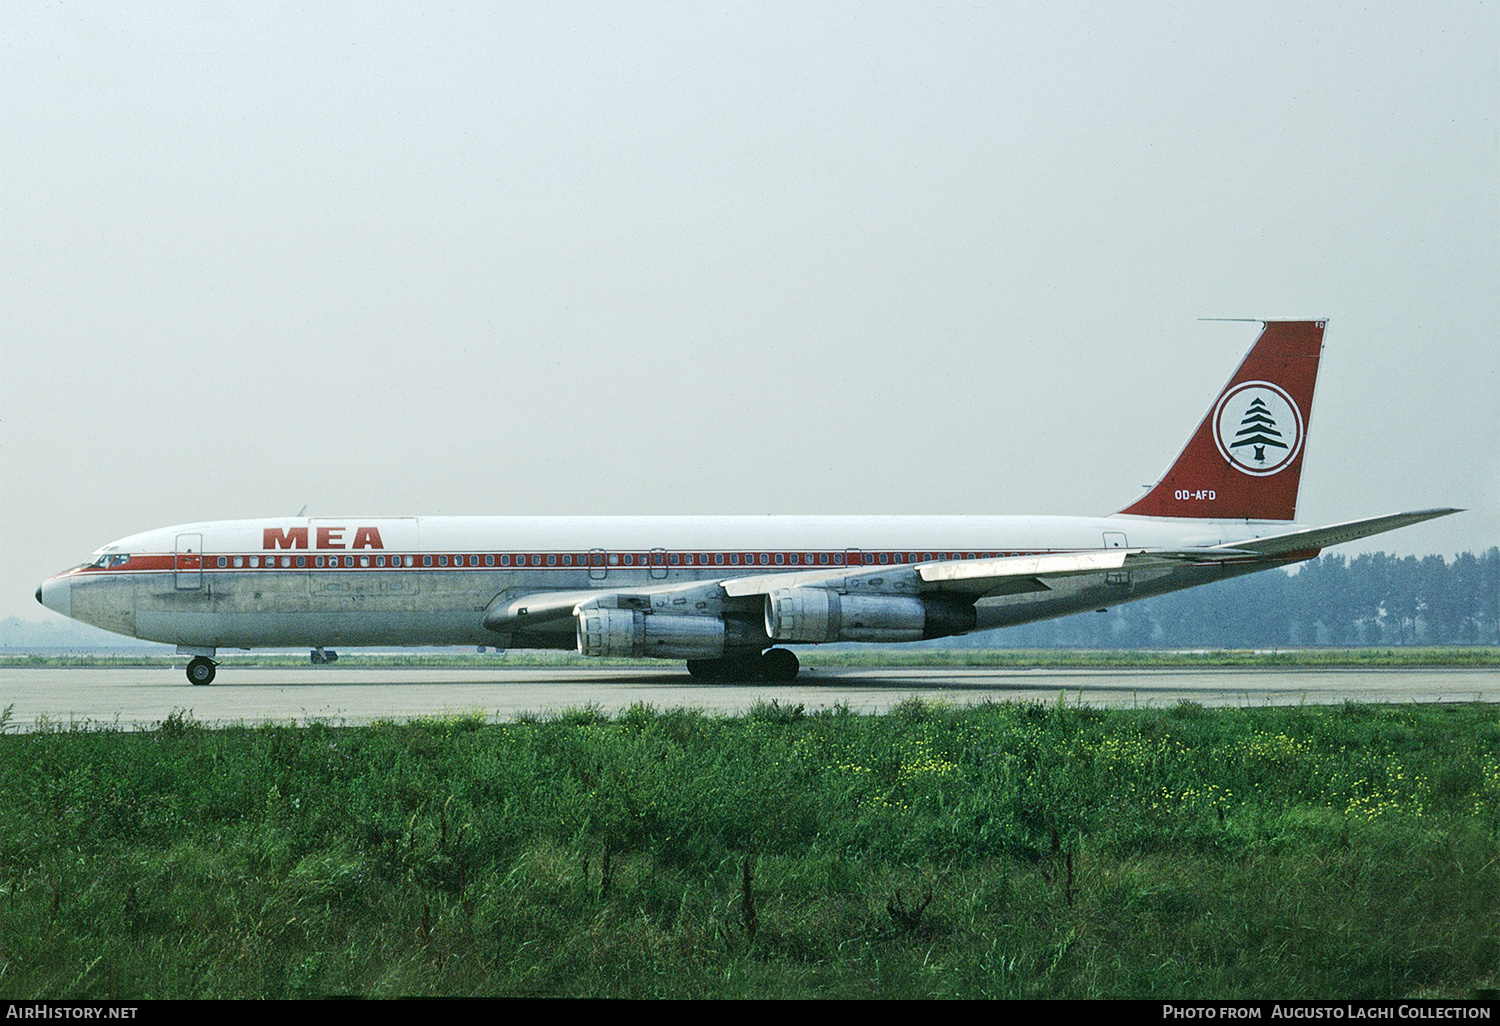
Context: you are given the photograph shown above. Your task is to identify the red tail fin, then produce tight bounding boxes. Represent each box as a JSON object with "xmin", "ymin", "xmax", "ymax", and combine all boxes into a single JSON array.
[{"xmin": 1119, "ymin": 320, "xmax": 1325, "ymax": 521}]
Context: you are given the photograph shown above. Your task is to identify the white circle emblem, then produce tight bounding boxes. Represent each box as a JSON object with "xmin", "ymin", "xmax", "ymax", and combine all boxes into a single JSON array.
[{"xmin": 1213, "ymin": 381, "xmax": 1304, "ymax": 476}]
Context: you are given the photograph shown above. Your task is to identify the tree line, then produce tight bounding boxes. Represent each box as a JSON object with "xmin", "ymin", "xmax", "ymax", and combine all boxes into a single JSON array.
[{"xmin": 968, "ymin": 548, "xmax": 1500, "ymax": 649}]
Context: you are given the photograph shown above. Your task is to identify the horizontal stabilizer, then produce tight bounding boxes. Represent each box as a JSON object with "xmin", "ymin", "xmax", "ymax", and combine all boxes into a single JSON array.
[{"xmin": 1208, "ymin": 508, "xmax": 1463, "ymax": 557}]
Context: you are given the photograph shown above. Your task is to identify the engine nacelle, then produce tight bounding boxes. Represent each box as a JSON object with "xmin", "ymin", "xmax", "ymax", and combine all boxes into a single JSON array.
[
  {"xmin": 764, "ymin": 589, "xmax": 928, "ymax": 643},
  {"xmin": 765, "ymin": 589, "xmax": 978, "ymax": 643},
  {"xmin": 576, "ymin": 607, "xmax": 728, "ymax": 659}
]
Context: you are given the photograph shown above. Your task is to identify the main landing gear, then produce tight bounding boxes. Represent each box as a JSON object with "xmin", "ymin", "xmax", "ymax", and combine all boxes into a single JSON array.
[
  {"xmin": 186, "ymin": 656, "xmax": 217, "ymax": 686},
  {"xmin": 310, "ymin": 648, "xmax": 339, "ymax": 665},
  {"xmin": 686, "ymin": 648, "xmax": 800, "ymax": 683}
]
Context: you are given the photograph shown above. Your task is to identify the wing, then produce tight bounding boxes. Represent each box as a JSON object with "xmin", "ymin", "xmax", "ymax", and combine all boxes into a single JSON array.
[{"xmin": 480, "ymin": 508, "xmax": 1463, "ymax": 639}]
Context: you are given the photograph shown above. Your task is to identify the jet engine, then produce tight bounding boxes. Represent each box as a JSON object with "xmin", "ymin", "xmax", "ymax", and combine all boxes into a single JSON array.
[
  {"xmin": 764, "ymin": 588, "xmax": 976, "ymax": 643},
  {"xmin": 576, "ymin": 606, "xmax": 730, "ymax": 659}
]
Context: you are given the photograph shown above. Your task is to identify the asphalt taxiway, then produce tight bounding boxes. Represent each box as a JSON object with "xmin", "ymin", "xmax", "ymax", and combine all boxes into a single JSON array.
[{"xmin": 2, "ymin": 664, "xmax": 1496, "ymax": 730}]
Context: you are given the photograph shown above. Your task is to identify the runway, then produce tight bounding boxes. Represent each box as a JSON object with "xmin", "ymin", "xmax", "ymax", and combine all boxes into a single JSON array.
[{"xmin": 2, "ymin": 664, "xmax": 1496, "ymax": 730}]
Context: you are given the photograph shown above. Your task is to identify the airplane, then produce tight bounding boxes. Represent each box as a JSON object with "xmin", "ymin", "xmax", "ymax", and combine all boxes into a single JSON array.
[{"xmin": 36, "ymin": 320, "xmax": 1459, "ymax": 686}]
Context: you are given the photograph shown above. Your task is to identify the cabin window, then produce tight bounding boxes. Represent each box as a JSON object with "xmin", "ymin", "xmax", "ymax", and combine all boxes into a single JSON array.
[
  {"xmin": 546, "ymin": 554, "xmax": 556, "ymax": 566},
  {"xmin": 422, "ymin": 556, "xmax": 432, "ymax": 567},
  {"xmin": 359, "ymin": 556, "xmax": 370, "ymax": 568}
]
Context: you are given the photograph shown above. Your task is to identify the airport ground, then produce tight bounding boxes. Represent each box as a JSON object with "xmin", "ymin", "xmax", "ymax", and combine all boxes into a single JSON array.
[{"xmin": 1, "ymin": 660, "xmax": 1497, "ymax": 730}]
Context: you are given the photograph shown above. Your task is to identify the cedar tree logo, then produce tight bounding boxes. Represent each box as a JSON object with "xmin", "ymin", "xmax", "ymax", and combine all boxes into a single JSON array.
[{"xmin": 1213, "ymin": 380, "xmax": 1304, "ymax": 476}]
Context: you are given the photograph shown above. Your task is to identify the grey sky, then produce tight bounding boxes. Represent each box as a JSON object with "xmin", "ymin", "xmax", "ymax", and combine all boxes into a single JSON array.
[{"xmin": 4, "ymin": 2, "xmax": 1497, "ymax": 623}]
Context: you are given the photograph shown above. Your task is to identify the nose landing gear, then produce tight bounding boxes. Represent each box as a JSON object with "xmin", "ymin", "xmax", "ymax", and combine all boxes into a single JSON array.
[{"xmin": 310, "ymin": 648, "xmax": 339, "ymax": 665}]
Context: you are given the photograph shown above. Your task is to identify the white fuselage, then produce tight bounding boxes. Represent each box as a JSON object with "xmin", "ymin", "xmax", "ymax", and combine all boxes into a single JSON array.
[{"xmin": 39, "ymin": 514, "xmax": 1293, "ymax": 653}]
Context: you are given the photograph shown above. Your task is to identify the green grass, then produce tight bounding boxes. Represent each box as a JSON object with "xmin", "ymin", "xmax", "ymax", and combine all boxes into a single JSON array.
[{"xmin": 1, "ymin": 699, "xmax": 1497, "ymax": 998}]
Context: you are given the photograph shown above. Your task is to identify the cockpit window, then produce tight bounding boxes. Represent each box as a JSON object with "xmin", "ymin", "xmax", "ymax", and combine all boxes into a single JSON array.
[{"xmin": 91, "ymin": 553, "xmax": 131, "ymax": 568}]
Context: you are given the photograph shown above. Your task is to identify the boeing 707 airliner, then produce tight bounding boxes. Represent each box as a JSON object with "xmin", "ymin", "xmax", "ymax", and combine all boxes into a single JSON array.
[{"xmin": 37, "ymin": 321, "xmax": 1459, "ymax": 684}]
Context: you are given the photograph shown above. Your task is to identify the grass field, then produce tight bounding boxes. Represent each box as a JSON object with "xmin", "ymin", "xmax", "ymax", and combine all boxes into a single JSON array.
[{"xmin": 2, "ymin": 695, "xmax": 1497, "ymax": 999}]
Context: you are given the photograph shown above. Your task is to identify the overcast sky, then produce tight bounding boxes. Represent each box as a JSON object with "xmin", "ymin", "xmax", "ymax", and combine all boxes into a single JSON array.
[{"xmin": 4, "ymin": 2, "xmax": 1497, "ymax": 622}]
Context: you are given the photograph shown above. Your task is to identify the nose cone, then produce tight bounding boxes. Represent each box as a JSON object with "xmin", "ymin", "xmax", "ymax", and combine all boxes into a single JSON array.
[{"xmin": 38, "ymin": 576, "xmax": 72, "ymax": 618}]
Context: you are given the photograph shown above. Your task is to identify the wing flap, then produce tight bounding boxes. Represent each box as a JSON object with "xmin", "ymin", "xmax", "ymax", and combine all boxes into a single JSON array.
[{"xmin": 917, "ymin": 550, "xmax": 1129, "ymax": 584}]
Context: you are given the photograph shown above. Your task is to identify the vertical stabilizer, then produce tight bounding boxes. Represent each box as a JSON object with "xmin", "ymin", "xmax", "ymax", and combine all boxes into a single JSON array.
[{"xmin": 1119, "ymin": 320, "xmax": 1324, "ymax": 521}]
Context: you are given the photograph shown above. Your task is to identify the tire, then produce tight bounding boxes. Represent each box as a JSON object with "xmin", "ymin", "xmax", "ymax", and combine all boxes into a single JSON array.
[
  {"xmin": 686, "ymin": 655, "xmax": 763, "ymax": 682},
  {"xmin": 686, "ymin": 659, "xmax": 722, "ymax": 680},
  {"xmin": 760, "ymin": 648, "xmax": 800, "ymax": 683},
  {"xmin": 186, "ymin": 657, "xmax": 217, "ymax": 686}
]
